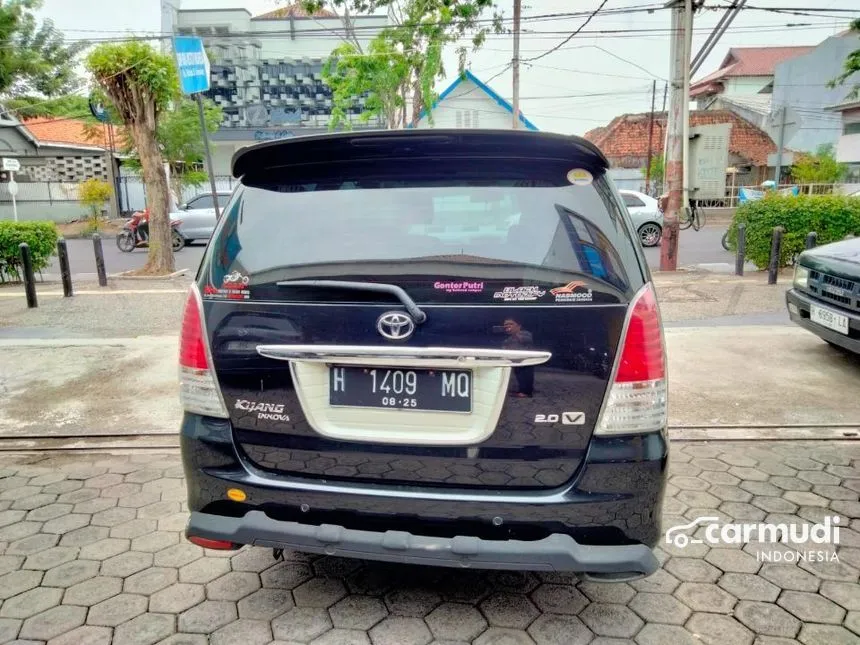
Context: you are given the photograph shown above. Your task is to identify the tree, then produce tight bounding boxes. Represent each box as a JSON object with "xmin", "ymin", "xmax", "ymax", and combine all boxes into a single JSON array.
[
  {"xmin": 791, "ymin": 144, "xmax": 847, "ymax": 184},
  {"xmin": 0, "ymin": 0, "xmax": 85, "ymax": 97},
  {"xmin": 324, "ymin": 38, "xmax": 409, "ymax": 129},
  {"xmin": 78, "ymin": 178, "xmax": 112, "ymax": 232},
  {"xmin": 2, "ymin": 94, "xmax": 90, "ymax": 119},
  {"xmin": 830, "ymin": 18, "xmax": 860, "ymax": 99},
  {"xmin": 122, "ymin": 97, "xmax": 222, "ymax": 202},
  {"xmin": 87, "ymin": 42, "xmax": 179, "ymax": 274},
  {"xmin": 297, "ymin": 0, "xmax": 501, "ymax": 129},
  {"xmin": 641, "ymin": 154, "xmax": 664, "ymax": 185}
]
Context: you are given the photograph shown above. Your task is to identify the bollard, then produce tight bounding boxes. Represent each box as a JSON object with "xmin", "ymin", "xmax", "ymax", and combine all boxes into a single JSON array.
[
  {"xmin": 57, "ymin": 238, "xmax": 73, "ymax": 297},
  {"xmin": 767, "ymin": 226, "xmax": 784, "ymax": 285},
  {"xmin": 735, "ymin": 223, "xmax": 746, "ymax": 277},
  {"xmin": 805, "ymin": 231, "xmax": 817, "ymax": 250},
  {"xmin": 19, "ymin": 243, "xmax": 37, "ymax": 308},
  {"xmin": 92, "ymin": 233, "xmax": 107, "ymax": 287}
]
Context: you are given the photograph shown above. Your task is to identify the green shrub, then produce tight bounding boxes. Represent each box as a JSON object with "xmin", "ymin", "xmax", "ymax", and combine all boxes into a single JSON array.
[
  {"xmin": 0, "ymin": 221, "xmax": 59, "ymax": 275},
  {"xmin": 726, "ymin": 194, "xmax": 860, "ymax": 269}
]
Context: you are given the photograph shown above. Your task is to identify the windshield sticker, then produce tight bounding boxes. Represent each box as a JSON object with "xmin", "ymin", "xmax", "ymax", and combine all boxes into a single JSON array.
[
  {"xmin": 208, "ymin": 271, "xmax": 250, "ymax": 300},
  {"xmin": 566, "ymin": 168, "xmax": 593, "ymax": 186},
  {"xmin": 551, "ymin": 281, "xmax": 593, "ymax": 303},
  {"xmin": 434, "ymin": 281, "xmax": 484, "ymax": 294},
  {"xmin": 493, "ymin": 286, "xmax": 546, "ymax": 302}
]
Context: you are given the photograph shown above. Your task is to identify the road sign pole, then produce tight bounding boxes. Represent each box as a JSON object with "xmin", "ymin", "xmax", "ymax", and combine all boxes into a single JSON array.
[
  {"xmin": 196, "ymin": 93, "xmax": 221, "ymax": 220},
  {"xmin": 10, "ymin": 171, "xmax": 17, "ymax": 222}
]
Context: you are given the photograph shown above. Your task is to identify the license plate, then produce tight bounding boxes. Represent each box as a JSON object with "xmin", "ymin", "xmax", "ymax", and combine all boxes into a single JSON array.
[
  {"xmin": 810, "ymin": 303, "xmax": 849, "ymax": 335},
  {"xmin": 329, "ymin": 366, "xmax": 472, "ymax": 412}
]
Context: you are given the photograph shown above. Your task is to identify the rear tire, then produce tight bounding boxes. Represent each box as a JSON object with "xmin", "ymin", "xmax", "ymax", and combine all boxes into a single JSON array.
[
  {"xmin": 638, "ymin": 223, "xmax": 662, "ymax": 247},
  {"xmin": 172, "ymin": 230, "xmax": 185, "ymax": 253},
  {"xmin": 721, "ymin": 231, "xmax": 730, "ymax": 251}
]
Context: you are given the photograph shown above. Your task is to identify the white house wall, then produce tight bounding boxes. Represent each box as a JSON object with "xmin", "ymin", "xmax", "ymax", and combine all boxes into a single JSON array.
[
  {"xmin": 773, "ymin": 34, "xmax": 860, "ymax": 153},
  {"xmin": 415, "ymin": 79, "xmax": 514, "ymax": 130},
  {"xmin": 723, "ymin": 76, "xmax": 773, "ymax": 95}
]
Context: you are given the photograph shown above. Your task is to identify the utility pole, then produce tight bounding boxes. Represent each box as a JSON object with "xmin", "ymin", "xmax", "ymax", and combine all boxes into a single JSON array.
[
  {"xmin": 773, "ymin": 105, "xmax": 787, "ymax": 184},
  {"xmin": 659, "ymin": 0, "xmax": 692, "ymax": 271},
  {"xmin": 645, "ymin": 80, "xmax": 657, "ymax": 194},
  {"xmin": 660, "ymin": 81, "xmax": 668, "ymax": 194},
  {"xmin": 512, "ymin": 0, "xmax": 521, "ymax": 129}
]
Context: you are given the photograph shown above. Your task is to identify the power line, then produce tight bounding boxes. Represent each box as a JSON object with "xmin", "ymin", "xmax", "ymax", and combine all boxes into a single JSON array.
[{"xmin": 522, "ymin": 0, "xmax": 610, "ymax": 65}]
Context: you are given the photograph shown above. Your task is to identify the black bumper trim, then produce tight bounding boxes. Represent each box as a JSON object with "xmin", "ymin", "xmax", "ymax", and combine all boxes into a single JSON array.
[{"xmin": 188, "ymin": 510, "xmax": 659, "ymax": 575}]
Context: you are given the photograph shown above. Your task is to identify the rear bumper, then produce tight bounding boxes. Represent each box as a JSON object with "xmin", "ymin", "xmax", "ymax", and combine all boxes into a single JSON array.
[
  {"xmin": 188, "ymin": 509, "xmax": 658, "ymax": 577},
  {"xmin": 181, "ymin": 414, "xmax": 667, "ymax": 574},
  {"xmin": 786, "ymin": 288, "xmax": 860, "ymax": 354}
]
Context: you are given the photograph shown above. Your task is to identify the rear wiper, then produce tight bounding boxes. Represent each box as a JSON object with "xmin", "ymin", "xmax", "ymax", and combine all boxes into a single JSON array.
[{"xmin": 275, "ymin": 280, "xmax": 427, "ymax": 324}]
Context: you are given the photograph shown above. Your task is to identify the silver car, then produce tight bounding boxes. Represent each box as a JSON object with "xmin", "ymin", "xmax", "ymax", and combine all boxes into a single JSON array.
[
  {"xmin": 620, "ymin": 190, "xmax": 663, "ymax": 247},
  {"xmin": 174, "ymin": 191, "xmax": 232, "ymax": 243}
]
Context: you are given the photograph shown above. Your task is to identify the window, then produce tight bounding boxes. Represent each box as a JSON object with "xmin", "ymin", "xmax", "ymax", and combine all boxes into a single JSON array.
[
  {"xmin": 844, "ymin": 122, "xmax": 860, "ymax": 135},
  {"xmin": 209, "ymin": 163, "xmax": 641, "ymax": 302},
  {"xmin": 187, "ymin": 195, "xmax": 214, "ymax": 209},
  {"xmin": 621, "ymin": 193, "xmax": 645, "ymax": 208}
]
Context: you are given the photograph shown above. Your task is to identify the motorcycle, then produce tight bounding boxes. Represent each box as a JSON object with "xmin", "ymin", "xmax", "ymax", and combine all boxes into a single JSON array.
[{"xmin": 117, "ymin": 211, "xmax": 186, "ymax": 253}]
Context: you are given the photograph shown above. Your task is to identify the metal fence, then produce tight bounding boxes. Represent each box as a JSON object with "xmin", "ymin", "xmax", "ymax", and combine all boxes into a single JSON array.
[{"xmin": 0, "ymin": 176, "xmax": 239, "ymax": 221}]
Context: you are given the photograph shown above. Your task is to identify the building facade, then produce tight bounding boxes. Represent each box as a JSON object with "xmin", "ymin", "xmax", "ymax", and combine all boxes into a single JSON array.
[
  {"xmin": 830, "ymin": 99, "xmax": 860, "ymax": 182},
  {"xmin": 164, "ymin": 3, "xmax": 388, "ymax": 174},
  {"xmin": 413, "ymin": 70, "xmax": 538, "ymax": 131},
  {"xmin": 690, "ymin": 46, "xmax": 814, "ymax": 110},
  {"xmin": 0, "ymin": 115, "xmax": 121, "ymax": 221},
  {"xmin": 584, "ymin": 110, "xmax": 777, "ymax": 189},
  {"xmin": 772, "ymin": 33, "xmax": 860, "ymax": 154}
]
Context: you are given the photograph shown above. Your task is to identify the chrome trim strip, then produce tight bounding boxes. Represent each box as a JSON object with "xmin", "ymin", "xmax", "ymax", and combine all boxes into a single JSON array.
[{"xmin": 256, "ymin": 345, "xmax": 552, "ymax": 368}]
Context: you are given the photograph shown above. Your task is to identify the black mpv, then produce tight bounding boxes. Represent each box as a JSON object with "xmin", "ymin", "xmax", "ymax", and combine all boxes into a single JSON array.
[{"xmin": 179, "ymin": 129, "xmax": 668, "ymax": 580}]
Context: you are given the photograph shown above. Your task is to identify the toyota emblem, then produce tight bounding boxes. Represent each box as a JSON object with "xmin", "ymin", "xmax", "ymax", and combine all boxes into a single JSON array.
[{"xmin": 377, "ymin": 311, "xmax": 415, "ymax": 341}]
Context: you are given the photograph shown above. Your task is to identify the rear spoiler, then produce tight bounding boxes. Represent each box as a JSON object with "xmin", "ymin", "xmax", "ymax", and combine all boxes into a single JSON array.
[{"xmin": 231, "ymin": 129, "xmax": 609, "ymax": 179}]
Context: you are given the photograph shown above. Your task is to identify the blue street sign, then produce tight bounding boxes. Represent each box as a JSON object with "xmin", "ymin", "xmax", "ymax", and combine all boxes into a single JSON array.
[{"xmin": 174, "ymin": 36, "xmax": 210, "ymax": 95}]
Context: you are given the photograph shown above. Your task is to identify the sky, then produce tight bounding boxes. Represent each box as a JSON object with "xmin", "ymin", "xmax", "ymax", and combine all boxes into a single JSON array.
[{"xmin": 37, "ymin": 0, "xmax": 856, "ymax": 136}]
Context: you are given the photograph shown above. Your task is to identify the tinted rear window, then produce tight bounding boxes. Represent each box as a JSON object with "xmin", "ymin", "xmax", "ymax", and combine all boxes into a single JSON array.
[{"xmin": 204, "ymin": 160, "xmax": 645, "ymax": 304}]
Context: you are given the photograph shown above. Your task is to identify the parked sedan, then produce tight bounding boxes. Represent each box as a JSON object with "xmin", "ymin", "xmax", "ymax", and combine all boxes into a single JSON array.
[
  {"xmin": 620, "ymin": 190, "xmax": 663, "ymax": 247},
  {"xmin": 786, "ymin": 237, "xmax": 860, "ymax": 355},
  {"xmin": 173, "ymin": 191, "xmax": 232, "ymax": 243}
]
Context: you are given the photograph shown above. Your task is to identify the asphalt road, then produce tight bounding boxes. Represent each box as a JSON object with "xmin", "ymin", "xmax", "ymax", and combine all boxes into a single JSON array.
[{"xmin": 49, "ymin": 226, "xmax": 734, "ymax": 278}]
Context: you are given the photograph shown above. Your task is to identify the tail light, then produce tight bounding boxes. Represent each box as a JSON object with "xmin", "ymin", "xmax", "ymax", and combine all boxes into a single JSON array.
[
  {"xmin": 595, "ymin": 283, "xmax": 667, "ymax": 436},
  {"xmin": 179, "ymin": 285, "xmax": 229, "ymax": 418}
]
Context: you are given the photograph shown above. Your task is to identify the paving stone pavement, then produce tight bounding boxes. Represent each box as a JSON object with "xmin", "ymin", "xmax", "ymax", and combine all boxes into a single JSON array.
[{"xmin": 0, "ymin": 441, "xmax": 857, "ymax": 645}]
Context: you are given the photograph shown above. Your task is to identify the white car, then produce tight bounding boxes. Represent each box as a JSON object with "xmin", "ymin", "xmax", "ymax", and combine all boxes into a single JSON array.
[
  {"xmin": 619, "ymin": 189, "xmax": 663, "ymax": 247},
  {"xmin": 173, "ymin": 191, "xmax": 232, "ymax": 243}
]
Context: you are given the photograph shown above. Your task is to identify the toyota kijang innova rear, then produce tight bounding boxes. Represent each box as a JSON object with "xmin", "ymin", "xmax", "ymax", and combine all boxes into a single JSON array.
[{"xmin": 179, "ymin": 129, "xmax": 668, "ymax": 579}]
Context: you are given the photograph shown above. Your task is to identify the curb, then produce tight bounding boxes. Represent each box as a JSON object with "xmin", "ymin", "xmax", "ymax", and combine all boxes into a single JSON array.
[{"xmin": 109, "ymin": 268, "xmax": 190, "ymax": 280}]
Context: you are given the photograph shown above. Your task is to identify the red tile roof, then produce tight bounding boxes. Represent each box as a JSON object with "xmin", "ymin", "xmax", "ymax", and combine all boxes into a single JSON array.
[
  {"xmin": 23, "ymin": 117, "xmax": 122, "ymax": 149},
  {"xmin": 583, "ymin": 110, "xmax": 776, "ymax": 167},
  {"xmin": 690, "ymin": 46, "xmax": 814, "ymax": 97},
  {"xmin": 254, "ymin": 3, "xmax": 337, "ymax": 19}
]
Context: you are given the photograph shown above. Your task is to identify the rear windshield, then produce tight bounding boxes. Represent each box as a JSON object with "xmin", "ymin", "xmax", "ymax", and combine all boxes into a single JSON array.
[{"xmin": 204, "ymin": 162, "xmax": 644, "ymax": 304}]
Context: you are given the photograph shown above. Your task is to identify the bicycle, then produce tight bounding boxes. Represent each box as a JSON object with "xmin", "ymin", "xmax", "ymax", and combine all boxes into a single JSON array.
[{"xmin": 679, "ymin": 200, "xmax": 706, "ymax": 231}]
